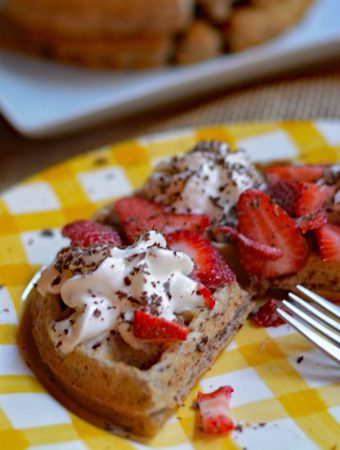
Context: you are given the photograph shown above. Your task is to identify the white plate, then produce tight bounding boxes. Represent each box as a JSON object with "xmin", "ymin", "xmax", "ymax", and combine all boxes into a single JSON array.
[{"xmin": 1, "ymin": 0, "xmax": 340, "ymax": 138}]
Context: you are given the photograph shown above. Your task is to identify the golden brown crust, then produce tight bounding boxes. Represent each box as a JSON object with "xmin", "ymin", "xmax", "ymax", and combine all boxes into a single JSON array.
[
  {"xmin": 198, "ymin": 0, "xmax": 234, "ymax": 23},
  {"xmin": 0, "ymin": 14, "xmax": 173, "ymax": 69},
  {"xmin": 176, "ymin": 20, "xmax": 223, "ymax": 65},
  {"xmin": 219, "ymin": 241, "xmax": 340, "ymax": 299},
  {"xmin": 4, "ymin": 0, "xmax": 195, "ymax": 37},
  {"xmin": 227, "ymin": 0, "xmax": 313, "ymax": 52},
  {"xmin": 0, "ymin": 15, "xmax": 222, "ymax": 69},
  {"xmin": 0, "ymin": 0, "xmax": 314, "ymax": 68},
  {"xmin": 31, "ymin": 283, "xmax": 252, "ymax": 436},
  {"xmin": 268, "ymin": 252, "xmax": 340, "ymax": 296}
]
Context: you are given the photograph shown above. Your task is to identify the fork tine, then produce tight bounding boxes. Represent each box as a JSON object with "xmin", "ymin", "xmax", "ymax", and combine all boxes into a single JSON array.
[
  {"xmin": 277, "ymin": 308, "xmax": 340, "ymax": 363},
  {"xmin": 282, "ymin": 300, "xmax": 340, "ymax": 345},
  {"xmin": 288, "ymin": 292, "xmax": 340, "ymax": 332},
  {"xmin": 296, "ymin": 285, "xmax": 340, "ymax": 319}
]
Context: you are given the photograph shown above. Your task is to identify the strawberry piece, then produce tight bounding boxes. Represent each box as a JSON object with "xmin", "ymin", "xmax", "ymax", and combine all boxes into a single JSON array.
[
  {"xmin": 237, "ymin": 189, "xmax": 308, "ymax": 278},
  {"xmin": 295, "ymin": 183, "xmax": 335, "ymax": 216},
  {"xmin": 197, "ymin": 386, "xmax": 235, "ymax": 435},
  {"xmin": 270, "ymin": 180, "xmax": 335, "ymax": 217},
  {"xmin": 214, "ymin": 226, "xmax": 283, "ymax": 260},
  {"xmin": 268, "ymin": 180, "xmax": 299, "ymax": 216},
  {"xmin": 296, "ymin": 209, "xmax": 328, "ymax": 234},
  {"xmin": 265, "ymin": 164, "xmax": 325, "ymax": 183},
  {"xmin": 253, "ymin": 299, "xmax": 285, "ymax": 327},
  {"xmin": 166, "ymin": 230, "xmax": 236, "ymax": 290},
  {"xmin": 133, "ymin": 310, "xmax": 188, "ymax": 341},
  {"xmin": 114, "ymin": 196, "xmax": 209, "ymax": 243},
  {"xmin": 198, "ymin": 284, "xmax": 215, "ymax": 309},
  {"xmin": 315, "ymin": 224, "xmax": 340, "ymax": 262},
  {"xmin": 62, "ymin": 220, "xmax": 122, "ymax": 247}
]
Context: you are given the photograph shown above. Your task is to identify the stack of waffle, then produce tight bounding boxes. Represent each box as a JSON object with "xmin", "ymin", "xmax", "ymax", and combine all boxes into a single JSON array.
[{"xmin": 0, "ymin": 0, "xmax": 313, "ymax": 69}]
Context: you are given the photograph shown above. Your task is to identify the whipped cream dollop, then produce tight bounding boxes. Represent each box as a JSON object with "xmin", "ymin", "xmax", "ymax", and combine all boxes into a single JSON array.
[
  {"xmin": 37, "ymin": 231, "xmax": 205, "ymax": 354},
  {"xmin": 143, "ymin": 141, "xmax": 265, "ymax": 226}
]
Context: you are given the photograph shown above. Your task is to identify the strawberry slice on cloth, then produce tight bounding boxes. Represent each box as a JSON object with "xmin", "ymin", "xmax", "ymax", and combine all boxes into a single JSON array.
[
  {"xmin": 166, "ymin": 230, "xmax": 236, "ymax": 290},
  {"xmin": 196, "ymin": 386, "xmax": 235, "ymax": 434},
  {"xmin": 236, "ymin": 189, "xmax": 308, "ymax": 278},
  {"xmin": 253, "ymin": 299, "xmax": 285, "ymax": 327},
  {"xmin": 316, "ymin": 224, "xmax": 340, "ymax": 262},
  {"xmin": 62, "ymin": 220, "xmax": 122, "ymax": 247},
  {"xmin": 114, "ymin": 196, "xmax": 209, "ymax": 243},
  {"xmin": 133, "ymin": 310, "xmax": 188, "ymax": 341}
]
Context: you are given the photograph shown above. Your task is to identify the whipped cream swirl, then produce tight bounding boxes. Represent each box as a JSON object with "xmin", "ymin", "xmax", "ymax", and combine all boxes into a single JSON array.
[
  {"xmin": 37, "ymin": 231, "xmax": 205, "ymax": 354},
  {"xmin": 143, "ymin": 141, "xmax": 266, "ymax": 226}
]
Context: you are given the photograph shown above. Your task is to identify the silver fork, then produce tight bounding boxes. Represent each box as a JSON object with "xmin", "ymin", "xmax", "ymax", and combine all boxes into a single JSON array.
[{"xmin": 277, "ymin": 285, "xmax": 340, "ymax": 364}]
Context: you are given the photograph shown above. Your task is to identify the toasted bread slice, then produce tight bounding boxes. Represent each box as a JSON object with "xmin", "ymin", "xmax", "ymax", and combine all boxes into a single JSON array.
[
  {"xmin": 31, "ymin": 281, "xmax": 252, "ymax": 436},
  {"xmin": 4, "ymin": 0, "xmax": 195, "ymax": 37}
]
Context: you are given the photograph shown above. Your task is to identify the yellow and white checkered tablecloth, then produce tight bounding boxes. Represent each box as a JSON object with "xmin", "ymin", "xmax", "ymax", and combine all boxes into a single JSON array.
[{"xmin": 0, "ymin": 121, "xmax": 339, "ymax": 450}]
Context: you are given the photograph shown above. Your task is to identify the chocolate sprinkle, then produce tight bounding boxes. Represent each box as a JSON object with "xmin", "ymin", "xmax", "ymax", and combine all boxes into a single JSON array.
[
  {"xmin": 51, "ymin": 276, "xmax": 61, "ymax": 286},
  {"xmin": 93, "ymin": 309, "xmax": 101, "ymax": 318},
  {"xmin": 41, "ymin": 229, "xmax": 54, "ymax": 237}
]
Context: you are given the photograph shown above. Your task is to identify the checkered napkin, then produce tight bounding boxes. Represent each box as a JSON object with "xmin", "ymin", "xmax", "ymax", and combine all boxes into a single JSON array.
[{"xmin": 0, "ymin": 121, "xmax": 339, "ymax": 450}]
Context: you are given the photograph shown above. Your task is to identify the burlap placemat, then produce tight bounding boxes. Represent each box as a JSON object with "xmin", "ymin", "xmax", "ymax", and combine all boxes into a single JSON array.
[{"xmin": 1, "ymin": 59, "xmax": 340, "ymax": 192}]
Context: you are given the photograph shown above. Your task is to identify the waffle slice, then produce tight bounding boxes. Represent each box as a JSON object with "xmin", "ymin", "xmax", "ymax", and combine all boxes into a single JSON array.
[
  {"xmin": 227, "ymin": 0, "xmax": 313, "ymax": 51},
  {"xmin": 31, "ymin": 276, "xmax": 251, "ymax": 436},
  {"xmin": 4, "ymin": 0, "xmax": 195, "ymax": 37},
  {"xmin": 0, "ymin": 14, "xmax": 174, "ymax": 69},
  {"xmin": 0, "ymin": 13, "xmax": 225, "ymax": 68}
]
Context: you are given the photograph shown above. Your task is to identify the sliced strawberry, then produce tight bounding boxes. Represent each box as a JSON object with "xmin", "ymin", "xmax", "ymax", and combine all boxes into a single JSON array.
[
  {"xmin": 133, "ymin": 310, "xmax": 188, "ymax": 341},
  {"xmin": 268, "ymin": 180, "xmax": 299, "ymax": 216},
  {"xmin": 197, "ymin": 386, "xmax": 235, "ymax": 435},
  {"xmin": 62, "ymin": 220, "xmax": 122, "ymax": 247},
  {"xmin": 265, "ymin": 164, "xmax": 325, "ymax": 183},
  {"xmin": 269, "ymin": 180, "xmax": 335, "ymax": 217},
  {"xmin": 198, "ymin": 284, "xmax": 215, "ymax": 309},
  {"xmin": 166, "ymin": 230, "xmax": 236, "ymax": 290},
  {"xmin": 252, "ymin": 299, "xmax": 285, "ymax": 327},
  {"xmin": 214, "ymin": 226, "xmax": 283, "ymax": 260},
  {"xmin": 114, "ymin": 196, "xmax": 209, "ymax": 243},
  {"xmin": 296, "ymin": 209, "xmax": 328, "ymax": 234},
  {"xmin": 315, "ymin": 224, "xmax": 340, "ymax": 262},
  {"xmin": 295, "ymin": 184, "xmax": 335, "ymax": 216},
  {"xmin": 237, "ymin": 189, "xmax": 308, "ymax": 278}
]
